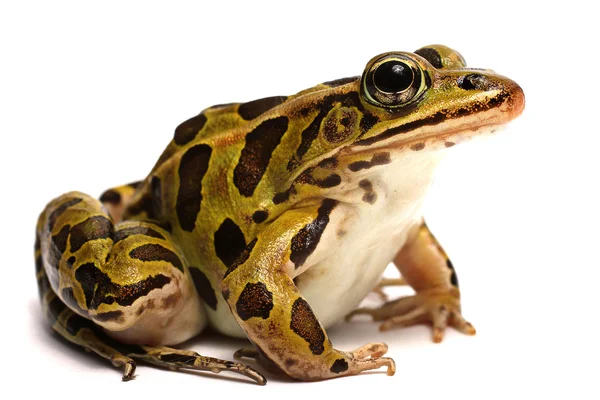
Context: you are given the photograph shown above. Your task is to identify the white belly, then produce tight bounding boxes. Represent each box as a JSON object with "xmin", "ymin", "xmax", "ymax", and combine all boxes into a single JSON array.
[
  {"xmin": 210, "ymin": 150, "xmax": 445, "ymax": 337},
  {"xmin": 296, "ymin": 151, "xmax": 443, "ymax": 328}
]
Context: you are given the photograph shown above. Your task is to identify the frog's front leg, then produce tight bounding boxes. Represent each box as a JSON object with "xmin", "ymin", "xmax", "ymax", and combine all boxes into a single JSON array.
[
  {"xmin": 347, "ymin": 221, "xmax": 476, "ymax": 343},
  {"xmin": 221, "ymin": 199, "xmax": 395, "ymax": 381}
]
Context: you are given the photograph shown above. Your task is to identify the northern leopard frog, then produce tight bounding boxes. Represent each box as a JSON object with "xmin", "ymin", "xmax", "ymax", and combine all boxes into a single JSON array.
[{"xmin": 35, "ymin": 45, "xmax": 524, "ymax": 384}]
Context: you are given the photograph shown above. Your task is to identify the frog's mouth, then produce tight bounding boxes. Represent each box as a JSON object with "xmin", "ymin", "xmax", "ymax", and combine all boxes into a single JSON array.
[{"xmin": 349, "ymin": 74, "xmax": 525, "ymax": 154}]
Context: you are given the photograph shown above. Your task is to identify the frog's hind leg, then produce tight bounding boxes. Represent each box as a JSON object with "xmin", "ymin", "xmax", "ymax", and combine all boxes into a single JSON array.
[
  {"xmin": 36, "ymin": 263, "xmax": 137, "ymax": 380},
  {"xmin": 35, "ymin": 191, "xmax": 265, "ymax": 384},
  {"xmin": 125, "ymin": 345, "xmax": 266, "ymax": 384}
]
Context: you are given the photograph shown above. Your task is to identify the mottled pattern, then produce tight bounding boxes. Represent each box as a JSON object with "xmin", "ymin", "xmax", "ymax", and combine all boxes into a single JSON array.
[
  {"xmin": 296, "ymin": 168, "xmax": 341, "ymax": 188},
  {"xmin": 189, "ymin": 268, "xmax": 218, "ymax": 310},
  {"xmin": 238, "ymin": 96, "xmax": 287, "ymax": 120},
  {"xmin": 355, "ymin": 91, "xmax": 510, "ymax": 146},
  {"xmin": 290, "ymin": 199, "xmax": 337, "ymax": 268},
  {"xmin": 48, "ymin": 198, "xmax": 82, "ymax": 231},
  {"xmin": 176, "ymin": 144, "xmax": 212, "ymax": 232},
  {"xmin": 289, "ymin": 298, "xmax": 325, "ymax": 355},
  {"xmin": 235, "ymin": 282, "xmax": 274, "ymax": 321},
  {"xmin": 129, "ymin": 243, "xmax": 184, "ymax": 273},
  {"xmin": 75, "ymin": 262, "xmax": 171, "ymax": 309},
  {"xmin": 322, "ymin": 106, "xmax": 358, "ymax": 143},
  {"xmin": 174, "ymin": 113, "xmax": 207, "ymax": 145},
  {"xmin": 214, "ymin": 218, "xmax": 247, "ymax": 268},
  {"xmin": 69, "ymin": 216, "xmax": 114, "ymax": 253},
  {"xmin": 233, "ymin": 116, "xmax": 289, "ymax": 197},
  {"xmin": 291, "ymin": 91, "xmax": 378, "ymax": 168}
]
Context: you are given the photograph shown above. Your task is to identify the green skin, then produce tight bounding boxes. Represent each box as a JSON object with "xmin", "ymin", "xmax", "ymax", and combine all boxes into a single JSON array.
[{"xmin": 35, "ymin": 44, "xmax": 525, "ymax": 384}]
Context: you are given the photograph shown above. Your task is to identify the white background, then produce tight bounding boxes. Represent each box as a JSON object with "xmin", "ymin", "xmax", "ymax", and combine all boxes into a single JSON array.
[{"xmin": 1, "ymin": 1, "xmax": 598, "ymax": 398}]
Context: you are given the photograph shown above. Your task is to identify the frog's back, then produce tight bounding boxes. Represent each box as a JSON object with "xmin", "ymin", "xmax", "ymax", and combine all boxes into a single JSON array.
[{"xmin": 123, "ymin": 81, "xmax": 368, "ymax": 278}]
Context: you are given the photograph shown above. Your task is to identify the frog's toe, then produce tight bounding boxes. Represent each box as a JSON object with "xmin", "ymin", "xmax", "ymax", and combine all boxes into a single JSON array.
[
  {"xmin": 350, "ymin": 342, "xmax": 389, "ymax": 359},
  {"xmin": 348, "ymin": 289, "xmax": 476, "ymax": 343},
  {"xmin": 120, "ymin": 360, "xmax": 136, "ymax": 381}
]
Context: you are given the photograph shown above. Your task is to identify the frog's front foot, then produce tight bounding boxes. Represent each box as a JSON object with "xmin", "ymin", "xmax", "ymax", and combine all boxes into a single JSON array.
[
  {"xmin": 347, "ymin": 288, "xmax": 476, "ymax": 343},
  {"xmin": 235, "ymin": 343, "xmax": 395, "ymax": 379}
]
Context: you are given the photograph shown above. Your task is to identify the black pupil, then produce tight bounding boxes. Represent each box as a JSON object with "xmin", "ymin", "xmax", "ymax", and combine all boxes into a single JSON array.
[{"xmin": 373, "ymin": 61, "xmax": 414, "ymax": 93}]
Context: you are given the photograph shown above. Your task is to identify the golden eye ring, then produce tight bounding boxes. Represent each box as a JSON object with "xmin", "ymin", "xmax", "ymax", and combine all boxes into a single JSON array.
[{"xmin": 361, "ymin": 54, "xmax": 427, "ymax": 108}]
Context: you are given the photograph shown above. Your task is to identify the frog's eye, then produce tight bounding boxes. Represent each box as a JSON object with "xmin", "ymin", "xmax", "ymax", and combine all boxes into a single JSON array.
[{"xmin": 361, "ymin": 54, "xmax": 427, "ymax": 108}]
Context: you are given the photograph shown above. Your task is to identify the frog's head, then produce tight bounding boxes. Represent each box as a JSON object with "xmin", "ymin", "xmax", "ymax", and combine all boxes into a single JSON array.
[
  {"xmin": 351, "ymin": 44, "xmax": 524, "ymax": 150},
  {"xmin": 287, "ymin": 45, "xmax": 524, "ymax": 173}
]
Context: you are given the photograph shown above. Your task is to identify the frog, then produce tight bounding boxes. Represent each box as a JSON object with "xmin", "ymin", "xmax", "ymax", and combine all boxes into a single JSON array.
[{"xmin": 34, "ymin": 44, "xmax": 525, "ymax": 385}]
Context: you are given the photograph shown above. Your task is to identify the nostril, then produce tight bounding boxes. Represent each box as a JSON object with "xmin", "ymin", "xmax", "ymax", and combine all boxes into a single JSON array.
[{"xmin": 458, "ymin": 74, "xmax": 489, "ymax": 90}]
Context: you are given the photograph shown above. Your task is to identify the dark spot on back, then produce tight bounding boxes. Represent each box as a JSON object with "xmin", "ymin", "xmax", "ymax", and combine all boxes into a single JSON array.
[
  {"xmin": 273, "ymin": 189, "xmax": 292, "ymax": 205},
  {"xmin": 252, "ymin": 210, "xmax": 268, "ymax": 224},
  {"xmin": 174, "ymin": 113, "xmax": 207, "ymax": 145},
  {"xmin": 233, "ymin": 116, "xmax": 289, "ymax": 197},
  {"xmin": 214, "ymin": 218, "xmax": 247, "ymax": 268},
  {"xmin": 176, "ymin": 144, "xmax": 212, "ymax": 232},
  {"xmin": 290, "ymin": 199, "xmax": 337, "ymax": 268},
  {"xmin": 238, "ymin": 96, "xmax": 287, "ymax": 120},
  {"xmin": 69, "ymin": 216, "xmax": 114, "ymax": 253},
  {"xmin": 235, "ymin": 282, "xmax": 274, "ymax": 321},
  {"xmin": 99, "ymin": 189, "xmax": 121, "ymax": 205},
  {"xmin": 415, "ymin": 47, "xmax": 443, "ymax": 69},
  {"xmin": 290, "ymin": 298, "xmax": 325, "ymax": 355},
  {"xmin": 445, "ymin": 141, "xmax": 455, "ymax": 148},
  {"xmin": 189, "ymin": 268, "xmax": 217, "ymax": 310},
  {"xmin": 129, "ymin": 243, "xmax": 184, "ymax": 273}
]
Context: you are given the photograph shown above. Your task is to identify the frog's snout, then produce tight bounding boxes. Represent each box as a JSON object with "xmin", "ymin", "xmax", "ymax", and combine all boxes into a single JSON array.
[{"xmin": 458, "ymin": 73, "xmax": 525, "ymax": 120}]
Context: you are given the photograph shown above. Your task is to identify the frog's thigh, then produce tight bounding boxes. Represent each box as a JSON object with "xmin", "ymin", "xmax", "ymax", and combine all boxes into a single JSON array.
[
  {"xmin": 222, "ymin": 199, "xmax": 394, "ymax": 381},
  {"xmin": 37, "ymin": 191, "xmax": 207, "ymax": 346}
]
